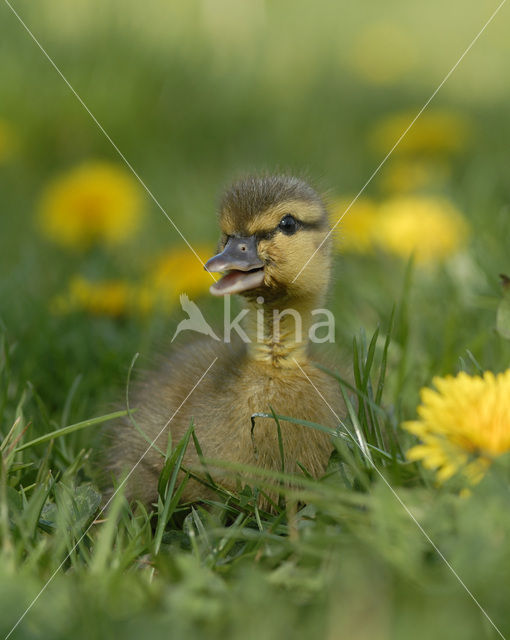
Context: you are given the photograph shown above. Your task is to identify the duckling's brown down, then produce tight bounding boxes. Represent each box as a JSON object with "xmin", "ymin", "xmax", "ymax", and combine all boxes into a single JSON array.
[{"xmin": 103, "ymin": 175, "xmax": 344, "ymax": 507}]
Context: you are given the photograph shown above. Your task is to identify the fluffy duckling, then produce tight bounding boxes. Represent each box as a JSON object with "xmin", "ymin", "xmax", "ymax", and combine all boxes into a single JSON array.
[{"xmin": 104, "ymin": 175, "xmax": 344, "ymax": 506}]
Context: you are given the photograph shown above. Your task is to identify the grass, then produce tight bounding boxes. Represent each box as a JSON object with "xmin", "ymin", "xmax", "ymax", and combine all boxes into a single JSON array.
[
  {"xmin": 2, "ymin": 1, "xmax": 510, "ymax": 638},
  {"xmin": 2, "ymin": 305, "xmax": 510, "ymax": 639}
]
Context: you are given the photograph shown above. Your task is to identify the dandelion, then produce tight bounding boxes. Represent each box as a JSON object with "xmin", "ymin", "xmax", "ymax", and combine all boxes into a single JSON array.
[
  {"xmin": 332, "ymin": 195, "xmax": 467, "ymax": 264},
  {"xmin": 330, "ymin": 197, "xmax": 379, "ymax": 252},
  {"xmin": 38, "ymin": 162, "xmax": 143, "ymax": 250},
  {"xmin": 52, "ymin": 246, "xmax": 214, "ymax": 318},
  {"xmin": 376, "ymin": 196, "xmax": 468, "ymax": 264},
  {"xmin": 370, "ymin": 110, "xmax": 471, "ymax": 156},
  {"xmin": 378, "ymin": 159, "xmax": 449, "ymax": 194},
  {"xmin": 53, "ymin": 276, "xmax": 134, "ymax": 317},
  {"xmin": 404, "ymin": 370, "xmax": 510, "ymax": 484},
  {"xmin": 144, "ymin": 245, "xmax": 215, "ymax": 309}
]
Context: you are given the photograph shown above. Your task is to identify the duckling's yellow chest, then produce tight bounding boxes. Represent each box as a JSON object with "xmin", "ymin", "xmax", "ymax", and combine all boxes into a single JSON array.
[
  {"xmin": 109, "ymin": 342, "xmax": 344, "ymax": 507},
  {"xmin": 181, "ymin": 356, "xmax": 342, "ymax": 493}
]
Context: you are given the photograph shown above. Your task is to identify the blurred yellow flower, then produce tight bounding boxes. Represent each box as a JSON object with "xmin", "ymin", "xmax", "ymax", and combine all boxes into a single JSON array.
[
  {"xmin": 404, "ymin": 370, "xmax": 510, "ymax": 484},
  {"xmin": 53, "ymin": 276, "xmax": 134, "ymax": 317},
  {"xmin": 52, "ymin": 247, "xmax": 214, "ymax": 318},
  {"xmin": 0, "ymin": 119, "xmax": 17, "ymax": 164},
  {"xmin": 351, "ymin": 22, "xmax": 416, "ymax": 86},
  {"xmin": 376, "ymin": 196, "xmax": 468, "ymax": 264},
  {"xmin": 370, "ymin": 110, "xmax": 471, "ymax": 156},
  {"xmin": 333, "ymin": 195, "xmax": 467, "ymax": 264},
  {"xmin": 38, "ymin": 162, "xmax": 143, "ymax": 249},
  {"xmin": 378, "ymin": 160, "xmax": 449, "ymax": 194},
  {"xmin": 145, "ymin": 245, "xmax": 215, "ymax": 309},
  {"xmin": 331, "ymin": 197, "xmax": 379, "ymax": 252}
]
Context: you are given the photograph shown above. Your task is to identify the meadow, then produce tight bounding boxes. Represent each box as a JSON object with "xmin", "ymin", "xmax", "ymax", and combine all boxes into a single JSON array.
[{"xmin": 1, "ymin": 1, "xmax": 510, "ymax": 638}]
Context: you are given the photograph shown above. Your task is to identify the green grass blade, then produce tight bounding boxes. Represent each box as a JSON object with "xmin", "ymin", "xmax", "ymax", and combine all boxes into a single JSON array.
[
  {"xmin": 376, "ymin": 305, "xmax": 395, "ymax": 405},
  {"xmin": 13, "ymin": 410, "xmax": 130, "ymax": 453}
]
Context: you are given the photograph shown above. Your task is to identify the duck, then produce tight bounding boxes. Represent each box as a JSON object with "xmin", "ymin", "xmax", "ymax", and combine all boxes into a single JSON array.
[{"xmin": 103, "ymin": 174, "xmax": 345, "ymax": 508}]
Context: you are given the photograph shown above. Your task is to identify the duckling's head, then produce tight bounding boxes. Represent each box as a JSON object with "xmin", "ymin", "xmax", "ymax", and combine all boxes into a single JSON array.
[{"xmin": 205, "ymin": 175, "xmax": 332, "ymax": 302}]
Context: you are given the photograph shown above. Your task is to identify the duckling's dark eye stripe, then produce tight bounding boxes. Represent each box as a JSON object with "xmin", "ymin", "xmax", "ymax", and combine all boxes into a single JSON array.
[
  {"xmin": 255, "ymin": 219, "xmax": 324, "ymax": 241},
  {"xmin": 299, "ymin": 219, "xmax": 326, "ymax": 231},
  {"xmin": 256, "ymin": 229, "xmax": 278, "ymax": 241}
]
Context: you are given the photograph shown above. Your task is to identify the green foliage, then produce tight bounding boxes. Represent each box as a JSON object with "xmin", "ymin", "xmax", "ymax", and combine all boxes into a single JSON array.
[{"xmin": 496, "ymin": 274, "xmax": 510, "ymax": 340}]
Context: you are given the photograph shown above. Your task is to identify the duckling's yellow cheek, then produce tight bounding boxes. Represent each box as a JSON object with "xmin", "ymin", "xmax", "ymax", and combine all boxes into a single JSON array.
[
  {"xmin": 265, "ymin": 243, "xmax": 299, "ymax": 282},
  {"xmin": 256, "ymin": 240, "xmax": 273, "ymax": 262},
  {"xmin": 258, "ymin": 233, "xmax": 331, "ymax": 291}
]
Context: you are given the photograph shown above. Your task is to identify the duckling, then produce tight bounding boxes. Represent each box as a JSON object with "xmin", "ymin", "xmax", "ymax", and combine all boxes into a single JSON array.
[{"xmin": 104, "ymin": 174, "xmax": 344, "ymax": 507}]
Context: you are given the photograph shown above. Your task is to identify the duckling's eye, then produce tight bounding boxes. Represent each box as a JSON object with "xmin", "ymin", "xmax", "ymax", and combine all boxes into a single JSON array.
[{"xmin": 278, "ymin": 214, "xmax": 298, "ymax": 235}]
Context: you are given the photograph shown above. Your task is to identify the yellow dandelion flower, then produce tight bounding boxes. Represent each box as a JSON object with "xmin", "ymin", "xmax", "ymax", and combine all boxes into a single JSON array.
[
  {"xmin": 0, "ymin": 119, "xmax": 17, "ymax": 164},
  {"xmin": 53, "ymin": 276, "xmax": 133, "ymax": 317},
  {"xmin": 52, "ymin": 247, "xmax": 216, "ymax": 318},
  {"xmin": 145, "ymin": 245, "xmax": 215, "ymax": 309},
  {"xmin": 330, "ymin": 197, "xmax": 379, "ymax": 252},
  {"xmin": 350, "ymin": 22, "xmax": 416, "ymax": 86},
  {"xmin": 376, "ymin": 196, "xmax": 468, "ymax": 264},
  {"xmin": 404, "ymin": 370, "xmax": 510, "ymax": 484},
  {"xmin": 370, "ymin": 110, "xmax": 471, "ymax": 156},
  {"xmin": 38, "ymin": 162, "xmax": 143, "ymax": 250},
  {"xmin": 378, "ymin": 159, "xmax": 449, "ymax": 194}
]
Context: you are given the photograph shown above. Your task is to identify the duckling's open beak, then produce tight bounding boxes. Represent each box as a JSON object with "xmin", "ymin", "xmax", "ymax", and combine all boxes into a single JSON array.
[{"xmin": 205, "ymin": 236, "xmax": 265, "ymax": 296}]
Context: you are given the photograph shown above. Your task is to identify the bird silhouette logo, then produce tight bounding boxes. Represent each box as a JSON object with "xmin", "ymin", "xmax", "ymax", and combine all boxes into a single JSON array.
[{"xmin": 171, "ymin": 293, "xmax": 220, "ymax": 342}]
